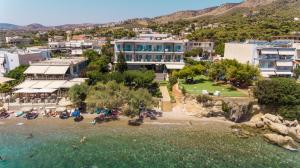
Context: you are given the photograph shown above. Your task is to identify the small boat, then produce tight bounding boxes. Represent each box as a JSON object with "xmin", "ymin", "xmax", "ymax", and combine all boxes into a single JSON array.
[
  {"xmin": 74, "ymin": 115, "xmax": 84, "ymax": 122},
  {"xmin": 0, "ymin": 112, "xmax": 10, "ymax": 119},
  {"xmin": 15, "ymin": 111, "xmax": 24, "ymax": 117},
  {"xmin": 128, "ymin": 118, "xmax": 143, "ymax": 126},
  {"xmin": 25, "ymin": 112, "xmax": 39, "ymax": 120},
  {"xmin": 59, "ymin": 112, "xmax": 70, "ymax": 120}
]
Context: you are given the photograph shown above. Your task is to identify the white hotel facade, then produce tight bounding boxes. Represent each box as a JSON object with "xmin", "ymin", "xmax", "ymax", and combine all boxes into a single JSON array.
[
  {"xmin": 224, "ymin": 40, "xmax": 300, "ymax": 77},
  {"xmin": 114, "ymin": 34, "xmax": 186, "ymax": 72}
]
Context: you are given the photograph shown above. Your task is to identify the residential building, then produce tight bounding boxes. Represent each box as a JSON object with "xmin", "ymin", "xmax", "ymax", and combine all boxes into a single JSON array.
[
  {"xmin": 48, "ymin": 40, "xmax": 100, "ymax": 56},
  {"xmin": 24, "ymin": 57, "xmax": 87, "ymax": 80},
  {"xmin": 13, "ymin": 57, "xmax": 88, "ymax": 101},
  {"xmin": 114, "ymin": 34, "xmax": 186, "ymax": 72},
  {"xmin": 224, "ymin": 40, "xmax": 299, "ymax": 77},
  {"xmin": 187, "ymin": 41, "xmax": 214, "ymax": 53},
  {"xmin": 0, "ymin": 47, "xmax": 51, "ymax": 76},
  {"xmin": 5, "ymin": 36, "xmax": 32, "ymax": 46}
]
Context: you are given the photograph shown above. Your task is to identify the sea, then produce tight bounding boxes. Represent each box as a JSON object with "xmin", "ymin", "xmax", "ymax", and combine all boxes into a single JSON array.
[{"xmin": 0, "ymin": 118, "xmax": 299, "ymax": 168}]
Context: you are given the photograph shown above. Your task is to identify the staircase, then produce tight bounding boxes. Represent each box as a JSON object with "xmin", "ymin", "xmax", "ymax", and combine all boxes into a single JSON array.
[{"xmin": 172, "ymin": 83, "xmax": 183, "ymax": 104}]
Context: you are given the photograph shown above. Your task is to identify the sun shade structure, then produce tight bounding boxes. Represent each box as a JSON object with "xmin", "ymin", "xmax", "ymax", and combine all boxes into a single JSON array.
[
  {"xmin": 14, "ymin": 88, "xmax": 57, "ymax": 93},
  {"xmin": 0, "ymin": 77, "xmax": 15, "ymax": 84},
  {"xmin": 44, "ymin": 66, "xmax": 69, "ymax": 75},
  {"xmin": 24, "ymin": 66, "xmax": 49, "ymax": 74}
]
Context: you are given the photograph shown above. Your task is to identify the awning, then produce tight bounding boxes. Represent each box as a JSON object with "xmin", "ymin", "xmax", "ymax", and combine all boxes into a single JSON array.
[
  {"xmin": 46, "ymin": 80, "xmax": 67, "ymax": 89},
  {"xmin": 0, "ymin": 77, "xmax": 14, "ymax": 84},
  {"xmin": 261, "ymin": 50, "xmax": 278, "ymax": 55},
  {"xmin": 276, "ymin": 71, "xmax": 293, "ymax": 75},
  {"xmin": 24, "ymin": 66, "xmax": 49, "ymax": 74},
  {"xmin": 14, "ymin": 80, "xmax": 38, "ymax": 89},
  {"xmin": 278, "ymin": 50, "xmax": 295, "ymax": 56},
  {"xmin": 166, "ymin": 64, "xmax": 185, "ymax": 70},
  {"xmin": 14, "ymin": 88, "xmax": 57, "ymax": 94},
  {"xmin": 276, "ymin": 61, "xmax": 293, "ymax": 67},
  {"xmin": 261, "ymin": 71, "xmax": 276, "ymax": 77},
  {"xmin": 45, "ymin": 66, "xmax": 69, "ymax": 75},
  {"xmin": 61, "ymin": 81, "xmax": 81, "ymax": 88},
  {"xmin": 30, "ymin": 81, "xmax": 53, "ymax": 89}
]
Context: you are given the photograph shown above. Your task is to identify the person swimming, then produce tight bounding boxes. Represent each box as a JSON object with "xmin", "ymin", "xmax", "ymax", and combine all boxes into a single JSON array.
[{"xmin": 27, "ymin": 133, "xmax": 34, "ymax": 139}]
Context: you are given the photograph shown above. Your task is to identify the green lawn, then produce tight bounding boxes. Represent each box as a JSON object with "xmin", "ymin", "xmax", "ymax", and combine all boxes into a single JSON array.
[{"xmin": 179, "ymin": 76, "xmax": 247, "ymax": 97}]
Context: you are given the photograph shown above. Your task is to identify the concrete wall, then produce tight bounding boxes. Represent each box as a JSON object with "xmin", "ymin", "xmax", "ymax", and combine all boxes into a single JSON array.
[{"xmin": 224, "ymin": 43, "xmax": 257, "ymax": 64}]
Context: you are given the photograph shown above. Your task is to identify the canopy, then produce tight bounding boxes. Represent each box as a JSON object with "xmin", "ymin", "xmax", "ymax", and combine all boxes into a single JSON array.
[
  {"xmin": 165, "ymin": 64, "xmax": 185, "ymax": 70},
  {"xmin": 24, "ymin": 66, "xmax": 49, "ymax": 74},
  {"xmin": 45, "ymin": 66, "xmax": 69, "ymax": 75},
  {"xmin": 14, "ymin": 88, "xmax": 57, "ymax": 94},
  {"xmin": 0, "ymin": 77, "xmax": 14, "ymax": 84}
]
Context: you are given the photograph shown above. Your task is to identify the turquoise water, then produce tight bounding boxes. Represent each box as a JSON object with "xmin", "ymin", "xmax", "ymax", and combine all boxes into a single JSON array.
[{"xmin": 0, "ymin": 119, "xmax": 299, "ymax": 168}]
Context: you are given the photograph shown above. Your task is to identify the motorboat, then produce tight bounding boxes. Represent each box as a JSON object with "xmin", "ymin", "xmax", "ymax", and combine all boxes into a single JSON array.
[
  {"xmin": 74, "ymin": 115, "xmax": 84, "ymax": 122},
  {"xmin": 15, "ymin": 111, "xmax": 24, "ymax": 117},
  {"xmin": 0, "ymin": 112, "xmax": 10, "ymax": 119},
  {"xmin": 24, "ymin": 112, "xmax": 39, "ymax": 120}
]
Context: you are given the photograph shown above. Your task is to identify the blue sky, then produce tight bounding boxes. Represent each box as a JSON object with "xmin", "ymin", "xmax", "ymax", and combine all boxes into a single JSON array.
[{"xmin": 0, "ymin": 0, "xmax": 242, "ymax": 26}]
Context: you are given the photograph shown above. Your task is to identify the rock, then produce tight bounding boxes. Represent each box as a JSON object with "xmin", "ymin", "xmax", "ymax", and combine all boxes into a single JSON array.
[
  {"xmin": 250, "ymin": 113, "xmax": 264, "ymax": 123},
  {"xmin": 264, "ymin": 114, "xmax": 282, "ymax": 124},
  {"xmin": 227, "ymin": 103, "xmax": 253, "ymax": 123},
  {"xmin": 263, "ymin": 133, "xmax": 299, "ymax": 151},
  {"xmin": 255, "ymin": 121, "xmax": 265, "ymax": 128},
  {"xmin": 266, "ymin": 121, "xmax": 289, "ymax": 135},
  {"xmin": 283, "ymin": 120, "xmax": 299, "ymax": 127},
  {"xmin": 207, "ymin": 106, "xmax": 224, "ymax": 117},
  {"xmin": 252, "ymin": 104, "xmax": 261, "ymax": 113},
  {"xmin": 288, "ymin": 126, "xmax": 300, "ymax": 143}
]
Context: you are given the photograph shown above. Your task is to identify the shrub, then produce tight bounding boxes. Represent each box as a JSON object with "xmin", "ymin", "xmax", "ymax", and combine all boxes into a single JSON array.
[
  {"xmin": 277, "ymin": 106, "xmax": 300, "ymax": 121},
  {"xmin": 254, "ymin": 78, "xmax": 300, "ymax": 106},
  {"xmin": 196, "ymin": 94, "xmax": 212, "ymax": 104},
  {"xmin": 222, "ymin": 101, "xmax": 231, "ymax": 118}
]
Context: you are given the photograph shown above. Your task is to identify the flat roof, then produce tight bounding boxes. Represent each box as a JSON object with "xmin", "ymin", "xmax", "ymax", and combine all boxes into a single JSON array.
[
  {"xmin": 14, "ymin": 78, "xmax": 87, "ymax": 90},
  {"xmin": 30, "ymin": 57, "xmax": 86, "ymax": 66},
  {"xmin": 115, "ymin": 39, "xmax": 187, "ymax": 44}
]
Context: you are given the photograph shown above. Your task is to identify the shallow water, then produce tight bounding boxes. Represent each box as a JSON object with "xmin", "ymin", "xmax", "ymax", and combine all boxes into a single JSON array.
[{"xmin": 0, "ymin": 118, "xmax": 299, "ymax": 168}]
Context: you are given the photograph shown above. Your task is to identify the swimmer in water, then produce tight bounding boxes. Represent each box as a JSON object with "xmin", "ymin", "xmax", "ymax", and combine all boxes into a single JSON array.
[{"xmin": 27, "ymin": 133, "xmax": 34, "ymax": 139}]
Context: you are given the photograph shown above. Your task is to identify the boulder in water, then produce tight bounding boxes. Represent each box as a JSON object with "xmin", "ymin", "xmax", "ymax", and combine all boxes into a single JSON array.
[
  {"xmin": 288, "ymin": 126, "xmax": 300, "ymax": 143},
  {"xmin": 263, "ymin": 133, "xmax": 299, "ymax": 151}
]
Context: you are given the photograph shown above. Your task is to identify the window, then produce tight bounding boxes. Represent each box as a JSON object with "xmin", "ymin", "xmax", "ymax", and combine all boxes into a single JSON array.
[
  {"xmin": 145, "ymin": 55, "xmax": 152, "ymax": 62},
  {"xmin": 117, "ymin": 44, "xmax": 121, "ymax": 51},
  {"xmin": 175, "ymin": 45, "xmax": 182, "ymax": 52},
  {"xmin": 136, "ymin": 45, "xmax": 143, "ymax": 51},
  {"xmin": 156, "ymin": 55, "xmax": 162, "ymax": 62},
  {"xmin": 125, "ymin": 54, "xmax": 132, "ymax": 61},
  {"xmin": 124, "ymin": 44, "xmax": 132, "ymax": 51}
]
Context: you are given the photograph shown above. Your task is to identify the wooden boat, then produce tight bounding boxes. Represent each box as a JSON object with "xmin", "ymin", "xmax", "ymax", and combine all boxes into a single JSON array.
[{"xmin": 128, "ymin": 118, "xmax": 143, "ymax": 126}]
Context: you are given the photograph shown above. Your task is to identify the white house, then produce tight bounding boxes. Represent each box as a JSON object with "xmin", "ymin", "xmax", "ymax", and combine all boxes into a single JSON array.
[
  {"xmin": 0, "ymin": 48, "xmax": 51, "ymax": 76},
  {"xmin": 224, "ymin": 40, "xmax": 300, "ymax": 77}
]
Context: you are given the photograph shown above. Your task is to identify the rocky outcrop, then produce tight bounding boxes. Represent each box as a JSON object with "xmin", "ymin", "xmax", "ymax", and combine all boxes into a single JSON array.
[
  {"xmin": 263, "ymin": 134, "xmax": 299, "ymax": 151},
  {"xmin": 288, "ymin": 126, "xmax": 300, "ymax": 143},
  {"xmin": 233, "ymin": 113, "xmax": 300, "ymax": 151},
  {"xmin": 224, "ymin": 102, "xmax": 254, "ymax": 123}
]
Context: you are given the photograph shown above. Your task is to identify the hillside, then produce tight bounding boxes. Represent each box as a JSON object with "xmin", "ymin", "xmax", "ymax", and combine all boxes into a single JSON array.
[
  {"xmin": 151, "ymin": 0, "xmax": 291, "ymax": 24},
  {"xmin": 0, "ymin": 23, "xmax": 19, "ymax": 30}
]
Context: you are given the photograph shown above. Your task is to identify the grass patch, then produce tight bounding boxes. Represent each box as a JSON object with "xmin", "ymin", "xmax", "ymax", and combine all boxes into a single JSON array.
[{"xmin": 179, "ymin": 75, "xmax": 246, "ymax": 97}]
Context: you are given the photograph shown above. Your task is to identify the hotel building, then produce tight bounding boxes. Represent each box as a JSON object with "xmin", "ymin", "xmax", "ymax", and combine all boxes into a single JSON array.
[{"xmin": 114, "ymin": 34, "xmax": 186, "ymax": 71}]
